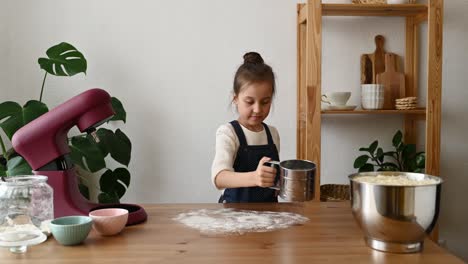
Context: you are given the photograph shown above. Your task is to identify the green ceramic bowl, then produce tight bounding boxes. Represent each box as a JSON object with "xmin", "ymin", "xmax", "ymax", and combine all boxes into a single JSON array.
[{"xmin": 49, "ymin": 216, "xmax": 93, "ymax": 246}]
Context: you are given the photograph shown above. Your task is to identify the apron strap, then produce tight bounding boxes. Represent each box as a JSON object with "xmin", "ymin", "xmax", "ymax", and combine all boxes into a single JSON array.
[
  {"xmin": 231, "ymin": 121, "xmax": 275, "ymax": 146},
  {"xmin": 218, "ymin": 194, "xmax": 224, "ymax": 203},
  {"xmin": 230, "ymin": 120, "xmax": 248, "ymax": 146},
  {"xmin": 262, "ymin": 123, "xmax": 274, "ymax": 145}
]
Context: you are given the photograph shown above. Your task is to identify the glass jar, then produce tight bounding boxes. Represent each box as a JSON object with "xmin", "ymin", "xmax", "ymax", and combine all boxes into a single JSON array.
[{"xmin": 0, "ymin": 175, "xmax": 53, "ymax": 253}]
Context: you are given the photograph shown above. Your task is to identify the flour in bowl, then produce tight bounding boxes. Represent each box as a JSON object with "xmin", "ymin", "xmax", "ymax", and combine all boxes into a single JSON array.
[
  {"xmin": 173, "ymin": 208, "xmax": 308, "ymax": 235},
  {"xmin": 354, "ymin": 174, "xmax": 439, "ymax": 185}
]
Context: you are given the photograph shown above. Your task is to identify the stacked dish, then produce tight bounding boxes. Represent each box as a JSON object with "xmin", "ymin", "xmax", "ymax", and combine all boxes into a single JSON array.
[
  {"xmin": 396, "ymin": 97, "xmax": 417, "ymax": 110},
  {"xmin": 361, "ymin": 84, "xmax": 384, "ymax": 110}
]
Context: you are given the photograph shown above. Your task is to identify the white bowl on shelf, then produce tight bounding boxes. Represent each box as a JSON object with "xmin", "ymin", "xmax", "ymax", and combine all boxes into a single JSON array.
[
  {"xmin": 387, "ymin": 0, "xmax": 409, "ymax": 4},
  {"xmin": 361, "ymin": 84, "xmax": 385, "ymax": 110},
  {"xmin": 362, "ymin": 98, "xmax": 384, "ymax": 110}
]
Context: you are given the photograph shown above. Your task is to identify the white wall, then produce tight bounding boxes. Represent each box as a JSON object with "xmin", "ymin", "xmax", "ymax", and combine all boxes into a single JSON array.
[
  {"xmin": 0, "ymin": 1, "xmax": 9, "ymax": 101},
  {"xmin": 438, "ymin": 0, "xmax": 468, "ymax": 260},
  {"xmin": 1, "ymin": 0, "xmax": 298, "ymax": 203},
  {"xmin": 1, "ymin": 0, "xmax": 467, "ymax": 261}
]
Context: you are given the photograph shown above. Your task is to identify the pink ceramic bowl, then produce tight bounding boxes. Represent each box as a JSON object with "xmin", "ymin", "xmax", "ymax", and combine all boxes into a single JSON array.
[{"xmin": 89, "ymin": 208, "xmax": 129, "ymax": 236}]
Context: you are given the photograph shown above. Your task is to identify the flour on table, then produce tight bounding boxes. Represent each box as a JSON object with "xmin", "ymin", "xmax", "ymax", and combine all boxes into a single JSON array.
[{"xmin": 173, "ymin": 208, "xmax": 308, "ymax": 235}]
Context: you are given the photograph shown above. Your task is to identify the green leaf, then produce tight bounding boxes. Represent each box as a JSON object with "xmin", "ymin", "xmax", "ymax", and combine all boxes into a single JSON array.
[
  {"xmin": 78, "ymin": 183, "xmax": 90, "ymax": 200},
  {"xmin": 98, "ymin": 192, "xmax": 120, "ymax": 204},
  {"xmin": 376, "ymin": 148, "xmax": 384, "ymax": 162},
  {"xmin": 69, "ymin": 145, "xmax": 86, "ymax": 169},
  {"xmin": 115, "ymin": 183, "xmax": 127, "ymax": 199},
  {"xmin": 0, "ymin": 163, "xmax": 6, "ymax": 176},
  {"xmin": 114, "ymin": 167, "xmax": 130, "ymax": 187},
  {"xmin": 405, "ymin": 158, "xmax": 417, "ymax": 172},
  {"xmin": 99, "ymin": 168, "xmax": 130, "ymax": 198},
  {"xmin": 392, "ymin": 130, "xmax": 403, "ymax": 148},
  {"xmin": 0, "ymin": 102, "xmax": 21, "ymax": 120},
  {"xmin": 0, "ymin": 100, "xmax": 48, "ymax": 140},
  {"xmin": 369, "ymin": 140, "xmax": 378, "ymax": 154},
  {"xmin": 99, "ymin": 170, "xmax": 115, "ymax": 193},
  {"xmin": 4, "ymin": 148, "xmax": 17, "ymax": 160},
  {"xmin": 358, "ymin": 163, "xmax": 374, "ymax": 172},
  {"xmin": 95, "ymin": 128, "xmax": 114, "ymax": 156},
  {"xmin": 359, "ymin": 147, "xmax": 369, "ymax": 152},
  {"xmin": 402, "ymin": 144, "xmax": 416, "ymax": 160},
  {"xmin": 83, "ymin": 128, "xmax": 131, "ymax": 167},
  {"xmin": 22, "ymin": 101, "xmax": 49, "ymax": 123},
  {"xmin": 38, "ymin": 42, "xmax": 87, "ymax": 76},
  {"xmin": 354, "ymin": 155, "xmax": 370, "ymax": 169},
  {"xmin": 5, "ymin": 156, "xmax": 32, "ymax": 176},
  {"xmin": 416, "ymin": 153, "xmax": 425, "ymax": 169},
  {"xmin": 111, "ymin": 129, "xmax": 131, "ymax": 166},
  {"xmin": 0, "ymin": 154, "xmax": 6, "ymax": 167},
  {"xmin": 110, "ymin": 97, "xmax": 126, "ymax": 123},
  {"xmin": 397, "ymin": 142, "xmax": 405, "ymax": 152},
  {"xmin": 98, "ymin": 167, "xmax": 130, "ymax": 202},
  {"xmin": 70, "ymin": 136, "xmax": 105, "ymax": 172}
]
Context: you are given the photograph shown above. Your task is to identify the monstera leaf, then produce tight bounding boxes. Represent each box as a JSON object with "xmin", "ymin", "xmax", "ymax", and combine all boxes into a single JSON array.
[
  {"xmin": 69, "ymin": 136, "xmax": 106, "ymax": 173},
  {"xmin": 0, "ymin": 156, "xmax": 32, "ymax": 176},
  {"xmin": 98, "ymin": 168, "xmax": 131, "ymax": 203},
  {"xmin": 0, "ymin": 100, "xmax": 48, "ymax": 140},
  {"xmin": 95, "ymin": 128, "xmax": 131, "ymax": 166},
  {"xmin": 38, "ymin": 42, "xmax": 87, "ymax": 76},
  {"xmin": 110, "ymin": 97, "xmax": 126, "ymax": 123}
]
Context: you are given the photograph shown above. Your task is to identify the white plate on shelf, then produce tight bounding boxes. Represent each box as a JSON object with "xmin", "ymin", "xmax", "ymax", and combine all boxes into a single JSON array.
[{"xmin": 322, "ymin": 105, "xmax": 357, "ymax": 111}]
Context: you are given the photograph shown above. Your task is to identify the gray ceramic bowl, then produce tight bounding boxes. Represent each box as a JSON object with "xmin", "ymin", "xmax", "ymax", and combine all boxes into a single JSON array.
[{"xmin": 49, "ymin": 216, "xmax": 93, "ymax": 246}]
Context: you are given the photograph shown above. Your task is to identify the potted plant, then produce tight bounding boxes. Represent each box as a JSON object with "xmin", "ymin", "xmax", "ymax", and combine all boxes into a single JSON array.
[
  {"xmin": 353, "ymin": 130, "xmax": 425, "ymax": 172},
  {"xmin": 0, "ymin": 42, "xmax": 131, "ymax": 203}
]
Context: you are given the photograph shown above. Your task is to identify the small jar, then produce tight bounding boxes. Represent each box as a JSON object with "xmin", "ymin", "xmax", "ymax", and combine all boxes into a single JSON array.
[{"xmin": 0, "ymin": 176, "xmax": 53, "ymax": 253}]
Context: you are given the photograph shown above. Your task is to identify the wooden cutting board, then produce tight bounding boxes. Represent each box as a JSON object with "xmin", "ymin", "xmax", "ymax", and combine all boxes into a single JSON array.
[
  {"xmin": 360, "ymin": 35, "xmax": 401, "ymax": 84},
  {"xmin": 377, "ymin": 53, "xmax": 405, "ymax": 109}
]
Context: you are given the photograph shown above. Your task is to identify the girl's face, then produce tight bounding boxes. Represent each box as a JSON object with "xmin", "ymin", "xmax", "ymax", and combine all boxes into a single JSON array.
[{"xmin": 233, "ymin": 81, "xmax": 273, "ymax": 132}]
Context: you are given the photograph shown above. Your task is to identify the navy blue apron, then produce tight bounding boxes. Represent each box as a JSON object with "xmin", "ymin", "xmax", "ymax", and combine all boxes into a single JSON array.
[{"xmin": 219, "ymin": 120, "xmax": 279, "ymax": 203}]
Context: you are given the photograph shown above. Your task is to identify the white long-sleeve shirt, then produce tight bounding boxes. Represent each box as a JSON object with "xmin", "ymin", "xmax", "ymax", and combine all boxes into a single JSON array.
[{"xmin": 211, "ymin": 122, "xmax": 280, "ymax": 190}]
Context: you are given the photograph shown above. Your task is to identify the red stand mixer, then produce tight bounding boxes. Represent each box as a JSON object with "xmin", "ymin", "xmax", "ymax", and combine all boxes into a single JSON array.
[{"xmin": 12, "ymin": 88, "xmax": 147, "ymax": 225}]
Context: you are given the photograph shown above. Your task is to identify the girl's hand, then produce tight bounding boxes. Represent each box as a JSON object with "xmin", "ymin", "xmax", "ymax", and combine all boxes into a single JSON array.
[{"xmin": 253, "ymin": 157, "xmax": 277, "ymax": 187}]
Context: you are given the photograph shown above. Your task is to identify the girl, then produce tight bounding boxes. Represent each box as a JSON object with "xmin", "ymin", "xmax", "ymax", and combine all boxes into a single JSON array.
[{"xmin": 211, "ymin": 52, "xmax": 280, "ymax": 203}]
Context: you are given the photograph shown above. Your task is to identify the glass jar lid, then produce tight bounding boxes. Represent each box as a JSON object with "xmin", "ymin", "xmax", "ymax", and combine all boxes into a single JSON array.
[{"xmin": 0, "ymin": 175, "xmax": 48, "ymax": 186}]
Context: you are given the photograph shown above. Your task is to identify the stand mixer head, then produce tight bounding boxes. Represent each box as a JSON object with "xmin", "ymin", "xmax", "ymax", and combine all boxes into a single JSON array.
[{"xmin": 12, "ymin": 88, "xmax": 147, "ymax": 225}]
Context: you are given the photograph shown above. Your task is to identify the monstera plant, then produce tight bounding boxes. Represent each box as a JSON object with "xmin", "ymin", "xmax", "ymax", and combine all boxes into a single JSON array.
[{"xmin": 0, "ymin": 42, "xmax": 131, "ymax": 203}]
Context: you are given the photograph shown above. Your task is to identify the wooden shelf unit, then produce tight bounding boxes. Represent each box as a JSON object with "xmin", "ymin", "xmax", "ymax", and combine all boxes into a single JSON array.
[
  {"xmin": 299, "ymin": 4, "xmax": 428, "ymax": 20},
  {"xmin": 322, "ymin": 108, "xmax": 426, "ymax": 115},
  {"xmin": 296, "ymin": 0, "xmax": 444, "ymax": 202}
]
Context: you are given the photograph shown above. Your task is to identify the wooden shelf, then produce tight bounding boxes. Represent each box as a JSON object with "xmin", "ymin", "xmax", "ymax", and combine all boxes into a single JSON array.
[
  {"xmin": 298, "ymin": 3, "xmax": 427, "ymax": 24},
  {"xmin": 322, "ymin": 108, "xmax": 426, "ymax": 115},
  {"xmin": 323, "ymin": 4, "xmax": 427, "ymax": 17}
]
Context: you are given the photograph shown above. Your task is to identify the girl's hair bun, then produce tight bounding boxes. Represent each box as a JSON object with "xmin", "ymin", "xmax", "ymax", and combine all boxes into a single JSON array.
[{"xmin": 243, "ymin": 52, "xmax": 264, "ymax": 64}]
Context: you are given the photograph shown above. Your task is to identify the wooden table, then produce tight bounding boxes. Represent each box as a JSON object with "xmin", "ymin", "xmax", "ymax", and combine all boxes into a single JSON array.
[{"xmin": 1, "ymin": 202, "xmax": 464, "ymax": 263}]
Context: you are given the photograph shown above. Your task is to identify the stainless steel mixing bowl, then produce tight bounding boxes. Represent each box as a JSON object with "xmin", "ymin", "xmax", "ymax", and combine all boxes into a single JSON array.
[{"xmin": 349, "ymin": 171, "xmax": 443, "ymax": 253}]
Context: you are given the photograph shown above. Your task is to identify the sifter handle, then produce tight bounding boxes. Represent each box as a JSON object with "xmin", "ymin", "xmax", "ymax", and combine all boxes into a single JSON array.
[{"xmin": 264, "ymin": 161, "xmax": 280, "ymax": 190}]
